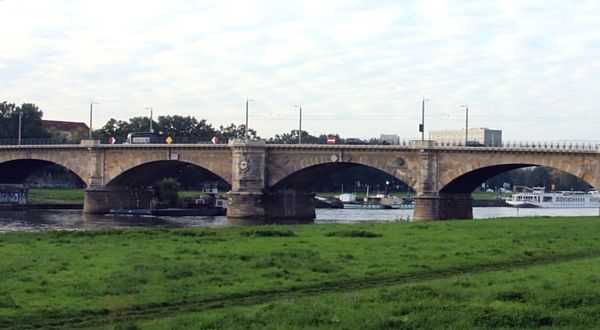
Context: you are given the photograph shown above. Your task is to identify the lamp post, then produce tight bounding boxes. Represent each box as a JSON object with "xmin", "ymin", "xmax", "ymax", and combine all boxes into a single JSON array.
[
  {"xmin": 89, "ymin": 100, "xmax": 98, "ymax": 139},
  {"xmin": 385, "ymin": 180, "xmax": 389, "ymax": 197},
  {"xmin": 145, "ymin": 106, "xmax": 153, "ymax": 133},
  {"xmin": 245, "ymin": 98, "xmax": 254, "ymax": 139},
  {"xmin": 18, "ymin": 111, "xmax": 22, "ymax": 145},
  {"xmin": 420, "ymin": 97, "xmax": 429, "ymax": 141},
  {"xmin": 462, "ymin": 104, "xmax": 469, "ymax": 145},
  {"xmin": 295, "ymin": 105, "xmax": 302, "ymax": 144}
]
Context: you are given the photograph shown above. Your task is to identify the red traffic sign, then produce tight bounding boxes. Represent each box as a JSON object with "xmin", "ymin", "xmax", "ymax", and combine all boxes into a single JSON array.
[{"xmin": 327, "ymin": 136, "xmax": 336, "ymax": 144}]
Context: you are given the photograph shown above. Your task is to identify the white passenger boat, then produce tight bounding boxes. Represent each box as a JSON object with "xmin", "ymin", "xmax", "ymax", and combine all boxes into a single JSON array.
[
  {"xmin": 343, "ymin": 203, "xmax": 390, "ymax": 210},
  {"xmin": 506, "ymin": 187, "xmax": 600, "ymax": 208}
]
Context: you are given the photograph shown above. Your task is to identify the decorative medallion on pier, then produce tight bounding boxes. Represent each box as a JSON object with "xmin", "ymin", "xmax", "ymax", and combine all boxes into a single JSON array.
[
  {"xmin": 330, "ymin": 154, "xmax": 338, "ymax": 162},
  {"xmin": 239, "ymin": 159, "xmax": 249, "ymax": 171},
  {"xmin": 396, "ymin": 157, "xmax": 405, "ymax": 167}
]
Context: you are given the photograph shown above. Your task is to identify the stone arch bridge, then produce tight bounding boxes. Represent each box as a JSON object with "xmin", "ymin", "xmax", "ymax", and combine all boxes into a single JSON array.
[{"xmin": 0, "ymin": 139, "xmax": 599, "ymax": 223}]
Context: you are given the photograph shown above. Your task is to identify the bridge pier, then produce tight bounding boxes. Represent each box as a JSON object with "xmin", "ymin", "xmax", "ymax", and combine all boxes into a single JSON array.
[
  {"xmin": 226, "ymin": 139, "xmax": 315, "ymax": 225},
  {"xmin": 83, "ymin": 186, "xmax": 154, "ymax": 214},
  {"xmin": 227, "ymin": 190, "xmax": 315, "ymax": 225},
  {"xmin": 413, "ymin": 193, "xmax": 473, "ymax": 221}
]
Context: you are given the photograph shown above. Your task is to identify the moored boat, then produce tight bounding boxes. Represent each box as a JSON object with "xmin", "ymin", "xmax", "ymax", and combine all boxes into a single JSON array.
[
  {"xmin": 341, "ymin": 193, "xmax": 414, "ymax": 210},
  {"xmin": 506, "ymin": 187, "xmax": 600, "ymax": 208},
  {"xmin": 110, "ymin": 185, "xmax": 228, "ymax": 216}
]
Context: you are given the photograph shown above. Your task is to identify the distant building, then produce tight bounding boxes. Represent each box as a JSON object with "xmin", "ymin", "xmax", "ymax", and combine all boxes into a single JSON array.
[
  {"xmin": 42, "ymin": 120, "xmax": 89, "ymax": 141},
  {"xmin": 429, "ymin": 128, "xmax": 502, "ymax": 147},
  {"xmin": 379, "ymin": 134, "xmax": 400, "ymax": 145}
]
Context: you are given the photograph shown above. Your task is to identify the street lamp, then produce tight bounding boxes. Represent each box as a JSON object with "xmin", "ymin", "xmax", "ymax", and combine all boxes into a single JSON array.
[
  {"xmin": 420, "ymin": 97, "xmax": 429, "ymax": 141},
  {"xmin": 245, "ymin": 98, "xmax": 254, "ymax": 139},
  {"xmin": 145, "ymin": 106, "xmax": 154, "ymax": 133},
  {"xmin": 89, "ymin": 100, "xmax": 98, "ymax": 139},
  {"xmin": 295, "ymin": 105, "xmax": 302, "ymax": 144},
  {"xmin": 18, "ymin": 111, "xmax": 22, "ymax": 145},
  {"xmin": 385, "ymin": 180, "xmax": 389, "ymax": 197},
  {"xmin": 462, "ymin": 104, "xmax": 469, "ymax": 145}
]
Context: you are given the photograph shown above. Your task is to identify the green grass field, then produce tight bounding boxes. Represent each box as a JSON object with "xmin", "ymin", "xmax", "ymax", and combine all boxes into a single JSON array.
[
  {"xmin": 1, "ymin": 217, "xmax": 600, "ymax": 328},
  {"xmin": 27, "ymin": 188, "xmax": 84, "ymax": 204}
]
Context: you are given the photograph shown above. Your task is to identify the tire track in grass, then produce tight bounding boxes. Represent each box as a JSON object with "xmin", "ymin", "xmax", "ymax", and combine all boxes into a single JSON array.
[{"xmin": 5, "ymin": 249, "xmax": 600, "ymax": 330}]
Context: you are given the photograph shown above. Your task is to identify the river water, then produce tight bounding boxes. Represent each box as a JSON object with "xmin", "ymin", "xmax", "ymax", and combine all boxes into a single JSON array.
[{"xmin": 0, "ymin": 207, "xmax": 598, "ymax": 232}]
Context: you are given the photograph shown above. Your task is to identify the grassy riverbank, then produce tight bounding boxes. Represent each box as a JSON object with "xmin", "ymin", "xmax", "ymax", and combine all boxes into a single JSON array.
[
  {"xmin": 27, "ymin": 188, "xmax": 84, "ymax": 204},
  {"xmin": 1, "ymin": 217, "xmax": 600, "ymax": 328}
]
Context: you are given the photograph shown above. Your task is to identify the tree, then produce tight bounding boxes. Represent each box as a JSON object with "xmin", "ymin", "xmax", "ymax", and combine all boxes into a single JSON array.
[
  {"xmin": 153, "ymin": 178, "xmax": 181, "ymax": 207},
  {"xmin": 267, "ymin": 130, "xmax": 340, "ymax": 144},
  {"xmin": 485, "ymin": 166, "xmax": 592, "ymax": 192},
  {"xmin": 156, "ymin": 115, "xmax": 216, "ymax": 142},
  {"xmin": 217, "ymin": 123, "xmax": 258, "ymax": 142},
  {"xmin": 0, "ymin": 101, "xmax": 50, "ymax": 139},
  {"xmin": 550, "ymin": 169, "xmax": 591, "ymax": 191},
  {"xmin": 94, "ymin": 116, "xmax": 236, "ymax": 143},
  {"xmin": 93, "ymin": 118, "xmax": 131, "ymax": 141},
  {"xmin": 171, "ymin": 164, "xmax": 230, "ymax": 190}
]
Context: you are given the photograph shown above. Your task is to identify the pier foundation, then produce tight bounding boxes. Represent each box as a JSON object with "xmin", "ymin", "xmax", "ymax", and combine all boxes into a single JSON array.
[
  {"xmin": 83, "ymin": 186, "xmax": 154, "ymax": 214},
  {"xmin": 413, "ymin": 193, "xmax": 473, "ymax": 221}
]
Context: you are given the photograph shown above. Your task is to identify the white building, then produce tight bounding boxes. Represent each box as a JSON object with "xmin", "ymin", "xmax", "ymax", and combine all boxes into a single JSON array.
[{"xmin": 429, "ymin": 128, "xmax": 502, "ymax": 147}]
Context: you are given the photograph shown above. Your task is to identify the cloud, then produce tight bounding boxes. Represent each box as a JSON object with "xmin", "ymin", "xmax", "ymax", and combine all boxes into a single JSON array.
[{"xmin": 1, "ymin": 0, "xmax": 600, "ymax": 140}]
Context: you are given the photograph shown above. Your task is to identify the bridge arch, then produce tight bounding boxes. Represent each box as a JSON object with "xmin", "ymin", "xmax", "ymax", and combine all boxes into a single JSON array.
[
  {"xmin": 102, "ymin": 148, "xmax": 232, "ymax": 187},
  {"xmin": 438, "ymin": 154, "xmax": 599, "ymax": 194},
  {"xmin": 0, "ymin": 159, "xmax": 87, "ymax": 186},
  {"xmin": 270, "ymin": 161, "xmax": 417, "ymax": 193},
  {"xmin": 105, "ymin": 160, "xmax": 231, "ymax": 188}
]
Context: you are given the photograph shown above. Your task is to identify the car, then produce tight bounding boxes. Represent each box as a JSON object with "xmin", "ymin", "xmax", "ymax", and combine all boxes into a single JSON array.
[
  {"xmin": 344, "ymin": 138, "xmax": 366, "ymax": 145},
  {"xmin": 466, "ymin": 141, "xmax": 486, "ymax": 147}
]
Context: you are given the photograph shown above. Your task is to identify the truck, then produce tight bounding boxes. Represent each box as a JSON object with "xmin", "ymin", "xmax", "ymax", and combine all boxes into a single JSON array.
[{"xmin": 124, "ymin": 132, "xmax": 166, "ymax": 144}]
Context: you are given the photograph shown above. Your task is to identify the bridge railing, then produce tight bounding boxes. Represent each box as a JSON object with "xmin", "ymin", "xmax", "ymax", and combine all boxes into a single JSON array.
[
  {"xmin": 0, "ymin": 137, "xmax": 598, "ymax": 151},
  {"xmin": 432, "ymin": 140, "xmax": 600, "ymax": 151},
  {"xmin": 0, "ymin": 138, "xmax": 69, "ymax": 145},
  {"xmin": 0, "ymin": 136, "xmax": 223, "ymax": 145}
]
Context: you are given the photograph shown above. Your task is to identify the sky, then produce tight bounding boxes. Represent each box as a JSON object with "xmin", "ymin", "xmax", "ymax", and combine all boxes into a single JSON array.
[{"xmin": 2, "ymin": 0, "xmax": 600, "ymax": 141}]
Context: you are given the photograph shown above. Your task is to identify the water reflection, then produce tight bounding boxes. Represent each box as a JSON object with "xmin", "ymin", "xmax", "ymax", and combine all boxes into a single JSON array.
[
  {"xmin": 0, "ymin": 209, "xmax": 228, "ymax": 232},
  {"xmin": 0, "ymin": 207, "xmax": 598, "ymax": 232}
]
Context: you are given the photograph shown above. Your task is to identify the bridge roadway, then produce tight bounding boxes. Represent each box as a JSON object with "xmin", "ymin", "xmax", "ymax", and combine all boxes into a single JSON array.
[{"xmin": 1, "ymin": 139, "xmax": 599, "ymax": 223}]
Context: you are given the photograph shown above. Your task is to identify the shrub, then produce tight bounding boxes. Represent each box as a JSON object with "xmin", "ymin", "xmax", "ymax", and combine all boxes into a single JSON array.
[
  {"xmin": 0, "ymin": 294, "xmax": 18, "ymax": 308},
  {"xmin": 241, "ymin": 229, "xmax": 296, "ymax": 237},
  {"xmin": 325, "ymin": 230, "xmax": 382, "ymax": 238}
]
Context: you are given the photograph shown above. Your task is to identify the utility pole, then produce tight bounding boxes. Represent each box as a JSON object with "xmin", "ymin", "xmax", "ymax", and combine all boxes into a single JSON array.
[
  {"xmin": 245, "ymin": 98, "xmax": 254, "ymax": 139},
  {"xmin": 89, "ymin": 100, "xmax": 98, "ymax": 139},
  {"xmin": 295, "ymin": 105, "xmax": 302, "ymax": 144},
  {"xmin": 18, "ymin": 111, "xmax": 22, "ymax": 145},
  {"xmin": 462, "ymin": 104, "xmax": 469, "ymax": 145},
  {"xmin": 421, "ymin": 98, "xmax": 425, "ymax": 141},
  {"xmin": 145, "ymin": 106, "xmax": 153, "ymax": 133}
]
